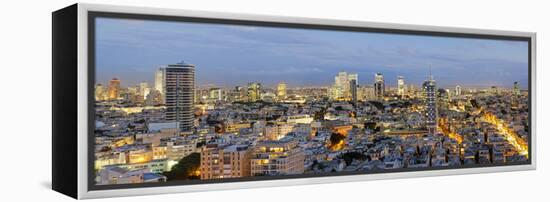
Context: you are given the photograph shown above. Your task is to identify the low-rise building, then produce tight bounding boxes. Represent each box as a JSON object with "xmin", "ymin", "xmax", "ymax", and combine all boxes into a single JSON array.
[
  {"xmin": 97, "ymin": 167, "xmax": 167, "ymax": 185},
  {"xmin": 200, "ymin": 144, "xmax": 252, "ymax": 179},
  {"xmin": 250, "ymin": 137, "xmax": 305, "ymax": 176}
]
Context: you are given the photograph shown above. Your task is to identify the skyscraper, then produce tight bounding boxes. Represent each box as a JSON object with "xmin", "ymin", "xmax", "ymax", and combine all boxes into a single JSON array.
[
  {"xmin": 350, "ymin": 79, "xmax": 357, "ymax": 103},
  {"xmin": 348, "ymin": 73, "xmax": 358, "ymax": 84},
  {"xmin": 107, "ymin": 77, "xmax": 121, "ymax": 100},
  {"xmin": 277, "ymin": 82, "xmax": 287, "ymax": 101},
  {"xmin": 335, "ymin": 72, "xmax": 348, "ymax": 99},
  {"xmin": 335, "ymin": 72, "xmax": 348, "ymax": 88},
  {"xmin": 512, "ymin": 82, "xmax": 521, "ymax": 109},
  {"xmin": 95, "ymin": 84, "xmax": 106, "ymax": 101},
  {"xmin": 346, "ymin": 73, "xmax": 357, "ymax": 100},
  {"xmin": 513, "ymin": 81, "xmax": 521, "ymax": 96},
  {"xmin": 455, "ymin": 85, "xmax": 462, "ymax": 96},
  {"xmin": 164, "ymin": 62, "xmax": 195, "ymax": 133},
  {"xmin": 364, "ymin": 86, "xmax": 375, "ymax": 100},
  {"xmin": 139, "ymin": 82, "xmax": 150, "ymax": 99},
  {"xmin": 209, "ymin": 88, "xmax": 223, "ymax": 101},
  {"xmin": 423, "ymin": 72, "xmax": 437, "ymax": 134},
  {"xmin": 247, "ymin": 82, "xmax": 261, "ymax": 102},
  {"xmin": 330, "ymin": 72, "xmax": 358, "ymax": 100},
  {"xmin": 233, "ymin": 86, "xmax": 246, "ymax": 102},
  {"xmin": 154, "ymin": 68, "xmax": 165, "ymax": 95},
  {"xmin": 397, "ymin": 76, "xmax": 405, "ymax": 97},
  {"xmin": 374, "ymin": 73, "xmax": 385, "ymax": 99}
]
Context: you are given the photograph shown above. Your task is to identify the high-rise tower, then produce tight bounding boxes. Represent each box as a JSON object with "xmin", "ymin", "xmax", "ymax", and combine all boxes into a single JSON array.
[
  {"xmin": 154, "ymin": 68, "xmax": 165, "ymax": 94},
  {"xmin": 247, "ymin": 82, "xmax": 261, "ymax": 102},
  {"xmin": 164, "ymin": 62, "xmax": 195, "ymax": 132},
  {"xmin": 139, "ymin": 82, "xmax": 150, "ymax": 99},
  {"xmin": 513, "ymin": 81, "xmax": 521, "ymax": 96},
  {"xmin": 95, "ymin": 84, "xmax": 106, "ymax": 101},
  {"xmin": 330, "ymin": 72, "xmax": 357, "ymax": 100},
  {"xmin": 397, "ymin": 76, "xmax": 405, "ymax": 97},
  {"xmin": 374, "ymin": 73, "xmax": 385, "ymax": 99},
  {"xmin": 107, "ymin": 77, "xmax": 121, "ymax": 100},
  {"xmin": 277, "ymin": 82, "xmax": 287, "ymax": 101},
  {"xmin": 455, "ymin": 85, "xmax": 462, "ymax": 96},
  {"xmin": 423, "ymin": 70, "xmax": 437, "ymax": 134},
  {"xmin": 350, "ymin": 79, "xmax": 357, "ymax": 103}
]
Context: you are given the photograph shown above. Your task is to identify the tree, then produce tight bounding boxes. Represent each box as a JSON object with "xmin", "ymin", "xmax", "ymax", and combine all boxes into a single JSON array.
[
  {"xmin": 196, "ymin": 141, "xmax": 207, "ymax": 148},
  {"xmin": 328, "ymin": 132, "xmax": 346, "ymax": 151},
  {"xmin": 314, "ymin": 107, "xmax": 327, "ymax": 121},
  {"xmin": 314, "ymin": 110, "xmax": 325, "ymax": 121},
  {"xmin": 339, "ymin": 152, "xmax": 368, "ymax": 166},
  {"xmin": 162, "ymin": 153, "xmax": 201, "ymax": 181},
  {"xmin": 368, "ymin": 101, "xmax": 384, "ymax": 111},
  {"xmin": 364, "ymin": 122, "xmax": 376, "ymax": 130},
  {"xmin": 329, "ymin": 132, "xmax": 345, "ymax": 145}
]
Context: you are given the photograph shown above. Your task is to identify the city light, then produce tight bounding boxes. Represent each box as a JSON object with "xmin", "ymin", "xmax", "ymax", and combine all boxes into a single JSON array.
[
  {"xmin": 95, "ymin": 68, "xmax": 530, "ymax": 186},
  {"xmin": 94, "ymin": 68, "xmax": 530, "ymax": 185},
  {"xmin": 438, "ymin": 117, "xmax": 463, "ymax": 144},
  {"xmin": 89, "ymin": 16, "xmax": 530, "ymax": 186},
  {"xmin": 482, "ymin": 112, "xmax": 529, "ymax": 156}
]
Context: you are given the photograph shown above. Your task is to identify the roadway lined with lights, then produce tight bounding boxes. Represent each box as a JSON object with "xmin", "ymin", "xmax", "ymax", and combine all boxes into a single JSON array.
[
  {"xmin": 438, "ymin": 117, "xmax": 463, "ymax": 144},
  {"xmin": 481, "ymin": 112, "xmax": 528, "ymax": 157}
]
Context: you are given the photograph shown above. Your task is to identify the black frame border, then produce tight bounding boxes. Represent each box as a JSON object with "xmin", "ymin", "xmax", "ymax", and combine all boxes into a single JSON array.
[
  {"xmin": 87, "ymin": 11, "xmax": 533, "ymax": 191},
  {"xmin": 52, "ymin": 4, "xmax": 79, "ymax": 199}
]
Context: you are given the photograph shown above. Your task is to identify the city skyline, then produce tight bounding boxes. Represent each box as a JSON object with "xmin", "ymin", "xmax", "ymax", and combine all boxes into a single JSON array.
[
  {"xmin": 93, "ymin": 18, "xmax": 530, "ymax": 186},
  {"xmin": 96, "ymin": 70, "xmax": 526, "ymax": 90},
  {"xmin": 95, "ymin": 17, "xmax": 529, "ymax": 89}
]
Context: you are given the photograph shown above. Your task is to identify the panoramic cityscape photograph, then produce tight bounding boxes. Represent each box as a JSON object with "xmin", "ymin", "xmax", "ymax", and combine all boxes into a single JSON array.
[{"xmin": 93, "ymin": 17, "xmax": 530, "ymax": 185}]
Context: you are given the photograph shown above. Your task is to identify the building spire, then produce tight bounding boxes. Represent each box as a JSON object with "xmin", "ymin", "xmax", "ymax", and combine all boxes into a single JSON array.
[
  {"xmin": 429, "ymin": 65, "xmax": 433, "ymax": 81},
  {"xmin": 428, "ymin": 64, "xmax": 434, "ymax": 81}
]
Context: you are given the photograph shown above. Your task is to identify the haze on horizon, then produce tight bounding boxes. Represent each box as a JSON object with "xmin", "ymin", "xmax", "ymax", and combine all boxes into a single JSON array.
[{"xmin": 95, "ymin": 17, "xmax": 529, "ymax": 89}]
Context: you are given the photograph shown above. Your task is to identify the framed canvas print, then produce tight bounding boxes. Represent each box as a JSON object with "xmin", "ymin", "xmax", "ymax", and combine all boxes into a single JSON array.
[{"xmin": 52, "ymin": 3, "xmax": 536, "ymax": 199}]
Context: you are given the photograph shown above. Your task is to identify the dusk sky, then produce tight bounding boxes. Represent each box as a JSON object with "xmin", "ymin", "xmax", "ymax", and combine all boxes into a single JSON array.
[{"xmin": 95, "ymin": 17, "xmax": 529, "ymax": 89}]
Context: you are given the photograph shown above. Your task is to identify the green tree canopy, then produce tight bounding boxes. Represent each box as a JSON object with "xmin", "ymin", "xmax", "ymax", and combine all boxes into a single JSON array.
[{"xmin": 162, "ymin": 153, "xmax": 201, "ymax": 181}]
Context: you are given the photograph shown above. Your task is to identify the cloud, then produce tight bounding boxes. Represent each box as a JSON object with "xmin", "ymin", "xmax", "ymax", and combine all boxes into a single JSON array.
[
  {"xmin": 95, "ymin": 17, "xmax": 529, "ymax": 89},
  {"xmin": 222, "ymin": 25, "xmax": 260, "ymax": 32}
]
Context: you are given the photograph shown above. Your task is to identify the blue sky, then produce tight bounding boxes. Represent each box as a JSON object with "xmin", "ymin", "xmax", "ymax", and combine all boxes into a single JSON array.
[{"xmin": 95, "ymin": 17, "xmax": 529, "ymax": 89}]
